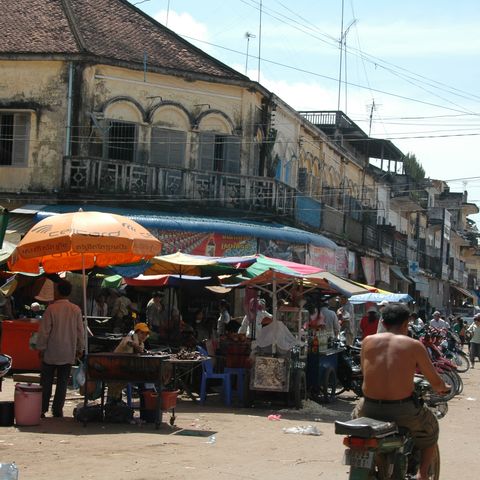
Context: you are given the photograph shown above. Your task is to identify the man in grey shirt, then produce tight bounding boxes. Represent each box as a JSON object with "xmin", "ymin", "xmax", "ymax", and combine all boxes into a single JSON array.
[{"xmin": 36, "ymin": 280, "xmax": 84, "ymax": 418}]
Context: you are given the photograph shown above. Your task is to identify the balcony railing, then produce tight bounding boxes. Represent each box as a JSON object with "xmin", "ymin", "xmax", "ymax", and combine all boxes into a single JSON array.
[
  {"xmin": 393, "ymin": 238, "xmax": 408, "ymax": 264},
  {"xmin": 63, "ymin": 156, "xmax": 295, "ymax": 215}
]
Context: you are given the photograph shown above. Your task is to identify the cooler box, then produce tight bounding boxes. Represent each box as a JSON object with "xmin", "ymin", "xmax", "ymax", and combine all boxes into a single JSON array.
[{"xmin": 0, "ymin": 321, "xmax": 41, "ymax": 371}]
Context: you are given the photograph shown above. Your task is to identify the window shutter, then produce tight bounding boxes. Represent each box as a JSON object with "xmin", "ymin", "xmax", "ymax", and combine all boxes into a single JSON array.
[
  {"xmin": 224, "ymin": 135, "xmax": 241, "ymax": 174},
  {"xmin": 151, "ymin": 127, "xmax": 169, "ymax": 165},
  {"xmin": 12, "ymin": 113, "xmax": 29, "ymax": 166},
  {"xmin": 199, "ymin": 133, "xmax": 215, "ymax": 171},
  {"xmin": 151, "ymin": 128, "xmax": 186, "ymax": 167},
  {"xmin": 169, "ymin": 130, "xmax": 186, "ymax": 167}
]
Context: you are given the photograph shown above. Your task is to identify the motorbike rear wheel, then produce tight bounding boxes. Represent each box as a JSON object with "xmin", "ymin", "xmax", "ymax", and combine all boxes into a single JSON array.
[
  {"xmin": 371, "ymin": 444, "xmax": 440, "ymax": 479},
  {"xmin": 436, "ymin": 371, "xmax": 458, "ymax": 401},
  {"xmin": 320, "ymin": 367, "xmax": 337, "ymax": 403},
  {"xmin": 453, "ymin": 351, "xmax": 470, "ymax": 373}
]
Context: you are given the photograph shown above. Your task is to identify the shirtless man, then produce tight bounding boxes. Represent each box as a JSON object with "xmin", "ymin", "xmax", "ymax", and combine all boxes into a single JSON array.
[{"xmin": 353, "ymin": 304, "xmax": 449, "ymax": 480}]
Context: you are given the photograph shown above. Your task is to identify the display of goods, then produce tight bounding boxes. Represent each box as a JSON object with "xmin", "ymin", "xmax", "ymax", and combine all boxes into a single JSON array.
[
  {"xmin": 170, "ymin": 349, "xmax": 205, "ymax": 361},
  {"xmin": 250, "ymin": 356, "xmax": 290, "ymax": 392},
  {"xmin": 87, "ymin": 353, "xmax": 167, "ymax": 382}
]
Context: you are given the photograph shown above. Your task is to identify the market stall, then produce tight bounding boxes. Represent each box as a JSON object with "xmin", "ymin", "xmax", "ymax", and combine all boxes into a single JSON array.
[
  {"xmin": 86, "ymin": 352, "xmax": 169, "ymax": 428},
  {"xmin": 239, "ymin": 260, "xmax": 368, "ymax": 406}
]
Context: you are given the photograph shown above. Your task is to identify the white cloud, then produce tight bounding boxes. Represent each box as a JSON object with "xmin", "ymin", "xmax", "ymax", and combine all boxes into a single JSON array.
[{"xmin": 152, "ymin": 9, "xmax": 211, "ymax": 51}]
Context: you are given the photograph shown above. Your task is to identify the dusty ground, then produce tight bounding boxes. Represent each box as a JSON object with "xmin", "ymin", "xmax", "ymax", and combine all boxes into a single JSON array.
[{"xmin": 0, "ymin": 366, "xmax": 478, "ymax": 480}]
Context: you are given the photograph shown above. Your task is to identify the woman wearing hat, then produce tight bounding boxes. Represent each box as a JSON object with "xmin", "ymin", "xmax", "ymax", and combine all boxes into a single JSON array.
[
  {"xmin": 107, "ymin": 323, "xmax": 150, "ymax": 403},
  {"xmin": 114, "ymin": 322, "xmax": 150, "ymax": 354}
]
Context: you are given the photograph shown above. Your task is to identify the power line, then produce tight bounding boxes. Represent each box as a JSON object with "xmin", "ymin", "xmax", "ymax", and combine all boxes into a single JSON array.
[
  {"xmin": 181, "ymin": 34, "xmax": 477, "ymax": 116},
  {"xmin": 236, "ymin": 0, "xmax": 480, "ymax": 105}
]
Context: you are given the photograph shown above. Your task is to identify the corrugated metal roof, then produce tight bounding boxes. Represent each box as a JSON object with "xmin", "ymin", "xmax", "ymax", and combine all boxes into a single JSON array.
[
  {"xmin": 5, "ymin": 214, "xmax": 36, "ymax": 237},
  {"xmin": 34, "ymin": 205, "xmax": 338, "ymax": 249}
]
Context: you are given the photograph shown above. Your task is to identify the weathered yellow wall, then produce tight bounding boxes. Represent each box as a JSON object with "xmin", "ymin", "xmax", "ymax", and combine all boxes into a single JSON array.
[
  {"xmin": 0, "ymin": 60, "xmax": 68, "ymax": 192},
  {"xmin": 80, "ymin": 65, "xmax": 261, "ymax": 174}
]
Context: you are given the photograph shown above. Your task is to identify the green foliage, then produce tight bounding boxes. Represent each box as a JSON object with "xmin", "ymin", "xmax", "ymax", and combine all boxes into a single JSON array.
[{"xmin": 403, "ymin": 153, "xmax": 425, "ymax": 182}]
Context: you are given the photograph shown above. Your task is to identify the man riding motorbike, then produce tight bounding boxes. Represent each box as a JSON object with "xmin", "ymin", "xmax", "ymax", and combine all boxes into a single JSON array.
[{"xmin": 353, "ymin": 304, "xmax": 450, "ymax": 480}]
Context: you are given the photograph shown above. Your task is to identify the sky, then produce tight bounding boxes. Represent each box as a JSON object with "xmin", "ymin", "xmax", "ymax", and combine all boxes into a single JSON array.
[{"xmin": 130, "ymin": 0, "xmax": 480, "ymax": 224}]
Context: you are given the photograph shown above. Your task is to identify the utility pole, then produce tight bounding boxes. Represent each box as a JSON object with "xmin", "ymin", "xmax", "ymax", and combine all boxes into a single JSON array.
[
  {"xmin": 258, "ymin": 0, "xmax": 263, "ymax": 83},
  {"xmin": 368, "ymin": 100, "xmax": 376, "ymax": 136},
  {"xmin": 336, "ymin": 0, "xmax": 345, "ymax": 111},
  {"xmin": 166, "ymin": 0, "xmax": 171, "ymax": 27},
  {"xmin": 343, "ymin": 19, "xmax": 357, "ymax": 114},
  {"xmin": 245, "ymin": 32, "xmax": 256, "ymax": 75}
]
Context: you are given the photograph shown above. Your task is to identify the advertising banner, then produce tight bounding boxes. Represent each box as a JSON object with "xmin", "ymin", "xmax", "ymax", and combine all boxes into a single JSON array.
[
  {"xmin": 258, "ymin": 239, "xmax": 306, "ymax": 263},
  {"xmin": 361, "ymin": 256, "xmax": 376, "ymax": 285},
  {"xmin": 151, "ymin": 229, "xmax": 257, "ymax": 256},
  {"xmin": 379, "ymin": 262, "xmax": 390, "ymax": 284}
]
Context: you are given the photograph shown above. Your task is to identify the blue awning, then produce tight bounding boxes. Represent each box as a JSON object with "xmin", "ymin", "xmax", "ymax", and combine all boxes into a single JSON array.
[{"xmin": 33, "ymin": 205, "xmax": 337, "ymax": 249}]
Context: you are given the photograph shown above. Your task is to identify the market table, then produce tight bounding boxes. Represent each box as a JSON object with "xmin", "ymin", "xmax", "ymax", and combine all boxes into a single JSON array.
[
  {"xmin": 164, "ymin": 357, "xmax": 206, "ymax": 402},
  {"xmin": 86, "ymin": 352, "xmax": 169, "ymax": 428}
]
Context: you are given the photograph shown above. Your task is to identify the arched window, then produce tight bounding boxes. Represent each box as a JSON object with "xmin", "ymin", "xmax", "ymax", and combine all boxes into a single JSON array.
[
  {"xmin": 103, "ymin": 100, "xmax": 143, "ymax": 162},
  {"xmin": 150, "ymin": 105, "xmax": 190, "ymax": 168},
  {"xmin": 197, "ymin": 112, "xmax": 240, "ymax": 174}
]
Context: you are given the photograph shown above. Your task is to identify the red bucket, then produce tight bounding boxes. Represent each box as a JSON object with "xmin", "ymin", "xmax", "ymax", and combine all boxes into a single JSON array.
[
  {"xmin": 161, "ymin": 390, "xmax": 178, "ymax": 411},
  {"xmin": 142, "ymin": 390, "xmax": 178, "ymax": 411}
]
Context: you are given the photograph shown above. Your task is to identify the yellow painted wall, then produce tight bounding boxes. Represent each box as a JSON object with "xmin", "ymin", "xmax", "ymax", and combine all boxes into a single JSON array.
[{"xmin": 0, "ymin": 60, "xmax": 69, "ymax": 192}]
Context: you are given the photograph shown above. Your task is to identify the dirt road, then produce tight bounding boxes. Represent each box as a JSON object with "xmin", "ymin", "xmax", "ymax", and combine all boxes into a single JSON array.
[{"xmin": 0, "ymin": 367, "xmax": 477, "ymax": 479}]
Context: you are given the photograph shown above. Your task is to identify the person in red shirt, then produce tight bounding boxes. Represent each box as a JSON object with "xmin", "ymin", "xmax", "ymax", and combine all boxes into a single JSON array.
[{"xmin": 359, "ymin": 307, "xmax": 380, "ymax": 339}]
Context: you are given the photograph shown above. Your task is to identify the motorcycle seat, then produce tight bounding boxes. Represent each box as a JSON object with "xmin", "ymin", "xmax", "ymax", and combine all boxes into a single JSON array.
[{"xmin": 335, "ymin": 417, "xmax": 398, "ymax": 438}]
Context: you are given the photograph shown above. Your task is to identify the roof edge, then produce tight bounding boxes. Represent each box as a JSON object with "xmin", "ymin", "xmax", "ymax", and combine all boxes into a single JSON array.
[
  {"xmin": 61, "ymin": 0, "xmax": 87, "ymax": 52},
  {"xmin": 116, "ymin": 0, "xmax": 249, "ymax": 83}
]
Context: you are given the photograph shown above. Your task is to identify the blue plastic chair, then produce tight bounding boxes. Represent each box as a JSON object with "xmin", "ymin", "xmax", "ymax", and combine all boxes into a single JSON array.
[
  {"xmin": 224, "ymin": 367, "xmax": 246, "ymax": 403},
  {"xmin": 197, "ymin": 346, "xmax": 232, "ymax": 406}
]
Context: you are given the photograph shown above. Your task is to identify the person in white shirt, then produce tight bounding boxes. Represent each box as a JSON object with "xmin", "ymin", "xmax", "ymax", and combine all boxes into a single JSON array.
[
  {"xmin": 216, "ymin": 299, "xmax": 231, "ymax": 336},
  {"xmin": 238, "ymin": 298, "xmax": 272, "ymax": 338},
  {"xmin": 320, "ymin": 302, "xmax": 340, "ymax": 339},
  {"xmin": 429, "ymin": 311, "xmax": 448, "ymax": 330},
  {"xmin": 254, "ymin": 316, "xmax": 297, "ymax": 354},
  {"xmin": 467, "ymin": 314, "xmax": 480, "ymax": 368},
  {"xmin": 409, "ymin": 312, "xmax": 425, "ymax": 328},
  {"xmin": 90, "ymin": 294, "xmax": 108, "ymax": 317}
]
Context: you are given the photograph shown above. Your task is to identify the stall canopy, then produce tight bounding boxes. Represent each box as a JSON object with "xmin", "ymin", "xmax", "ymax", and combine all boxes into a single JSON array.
[
  {"xmin": 451, "ymin": 284, "xmax": 476, "ymax": 300},
  {"xmin": 245, "ymin": 255, "xmax": 322, "ymax": 278},
  {"xmin": 0, "ymin": 240, "xmax": 15, "ymax": 266},
  {"xmin": 349, "ymin": 292, "xmax": 414, "ymax": 304},
  {"xmin": 390, "ymin": 265, "xmax": 412, "ymax": 284},
  {"xmin": 143, "ymin": 252, "xmax": 254, "ymax": 277},
  {"xmin": 124, "ymin": 274, "xmax": 219, "ymax": 287},
  {"xmin": 244, "ymin": 255, "xmax": 368, "ymax": 297}
]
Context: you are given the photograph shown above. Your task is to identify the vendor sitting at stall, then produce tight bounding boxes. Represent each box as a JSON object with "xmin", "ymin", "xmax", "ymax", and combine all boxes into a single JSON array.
[
  {"xmin": 253, "ymin": 316, "xmax": 298, "ymax": 356},
  {"xmin": 114, "ymin": 322, "xmax": 150, "ymax": 354},
  {"xmin": 107, "ymin": 323, "xmax": 150, "ymax": 402}
]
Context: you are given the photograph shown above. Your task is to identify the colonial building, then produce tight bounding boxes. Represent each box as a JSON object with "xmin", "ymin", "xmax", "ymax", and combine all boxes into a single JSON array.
[{"xmin": 1, "ymin": 0, "xmax": 478, "ymax": 310}]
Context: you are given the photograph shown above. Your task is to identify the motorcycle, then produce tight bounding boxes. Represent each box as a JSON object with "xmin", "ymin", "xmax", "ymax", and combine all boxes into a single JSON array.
[
  {"xmin": 440, "ymin": 330, "xmax": 470, "ymax": 373},
  {"xmin": 0, "ymin": 353, "xmax": 12, "ymax": 392},
  {"xmin": 334, "ymin": 340, "xmax": 364, "ymax": 398},
  {"xmin": 335, "ymin": 377, "xmax": 448, "ymax": 479}
]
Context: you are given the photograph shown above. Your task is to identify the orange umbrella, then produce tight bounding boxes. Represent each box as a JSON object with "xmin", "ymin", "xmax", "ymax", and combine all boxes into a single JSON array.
[
  {"xmin": 8, "ymin": 211, "xmax": 161, "ymax": 273},
  {"xmin": 7, "ymin": 211, "xmax": 162, "ymax": 354}
]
